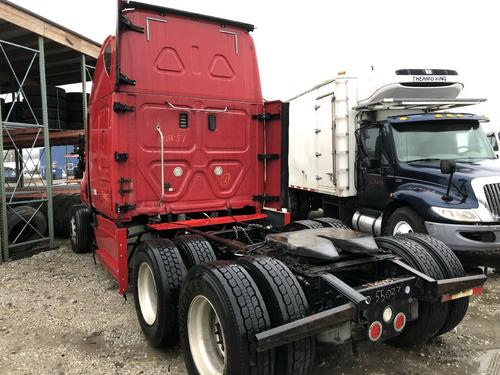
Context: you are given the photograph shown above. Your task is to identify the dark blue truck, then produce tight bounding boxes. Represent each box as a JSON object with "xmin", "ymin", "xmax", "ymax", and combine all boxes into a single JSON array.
[{"xmin": 288, "ymin": 69, "xmax": 500, "ymax": 266}]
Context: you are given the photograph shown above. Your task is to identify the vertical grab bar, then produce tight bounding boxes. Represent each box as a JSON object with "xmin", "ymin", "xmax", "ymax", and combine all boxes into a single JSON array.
[{"xmin": 156, "ymin": 123, "xmax": 165, "ymax": 207}]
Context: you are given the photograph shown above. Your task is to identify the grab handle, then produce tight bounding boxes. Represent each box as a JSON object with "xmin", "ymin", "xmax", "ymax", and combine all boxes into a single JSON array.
[
  {"xmin": 156, "ymin": 123, "xmax": 165, "ymax": 206},
  {"xmin": 166, "ymin": 102, "xmax": 228, "ymax": 113}
]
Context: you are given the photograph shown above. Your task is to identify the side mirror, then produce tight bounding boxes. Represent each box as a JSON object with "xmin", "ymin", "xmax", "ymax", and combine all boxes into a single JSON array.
[
  {"xmin": 440, "ymin": 159, "xmax": 456, "ymax": 175},
  {"xmin": 494, "ymin": 144, "xmax": 499, "ymax": 152},
  {"xmin": 361, "ymin": 156, "xmax": 371, "ymax": 169}
]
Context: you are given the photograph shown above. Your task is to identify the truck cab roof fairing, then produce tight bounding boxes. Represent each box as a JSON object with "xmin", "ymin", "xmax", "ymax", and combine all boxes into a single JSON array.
[
  {"xmin": 120, "ymin": 1, "xmax": 255, "ymax": 32},
  {"xmin": 115, "ymin": 1, "xmax": 262, "ymax": 101}
]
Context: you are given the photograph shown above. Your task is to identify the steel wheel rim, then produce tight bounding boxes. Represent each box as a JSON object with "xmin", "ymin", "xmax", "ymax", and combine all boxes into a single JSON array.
[
  {"xmin": 188, "ymin": 295, "xmax": 226, "ymax": 375},
  {"xmin": 137, "ymin": 262, "xmax": 158, "ymax": 325},
  {"xmin": 393, "ymin": 221, "xmax": 414, "ymax": 235},
  {"xmin": 70, "ymin": 216, "xmax": 76, "ymax": 243}
]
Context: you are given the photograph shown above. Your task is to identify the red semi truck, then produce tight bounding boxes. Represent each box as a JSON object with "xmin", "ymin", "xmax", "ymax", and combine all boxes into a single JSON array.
[{"xmin": 70, "ymin": 2, "xmax": 486, "ymax": 374}]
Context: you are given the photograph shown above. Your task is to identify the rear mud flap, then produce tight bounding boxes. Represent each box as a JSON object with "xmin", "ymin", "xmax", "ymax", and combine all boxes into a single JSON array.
[{"xmin": 94, "ymin": 215, "xmax": 128, "ymax": 294}]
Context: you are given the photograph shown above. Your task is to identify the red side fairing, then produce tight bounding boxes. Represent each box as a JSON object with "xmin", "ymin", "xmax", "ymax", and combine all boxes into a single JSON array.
[{"xmin": 81, "ymin": 35, "xmax": 117, "ymax": 208}]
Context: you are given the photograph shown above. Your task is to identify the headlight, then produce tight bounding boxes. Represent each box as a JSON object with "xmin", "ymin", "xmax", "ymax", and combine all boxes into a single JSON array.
[{"xmin": 431, "ymin": 207, "xmax": 480, "ymax": 222}]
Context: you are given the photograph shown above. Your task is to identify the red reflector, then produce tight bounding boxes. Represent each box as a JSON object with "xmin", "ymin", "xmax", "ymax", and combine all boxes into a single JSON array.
[
  {"xmin": 368, "ymin": 321, "xmax": 382, "ymax": 342},
  {"xmin": 472, "ymin": 287, "xmax": 483, "ymax": 296},
  {"xmin": 393, "ymin": 312, "xmax": 406, "ymax": 332}
]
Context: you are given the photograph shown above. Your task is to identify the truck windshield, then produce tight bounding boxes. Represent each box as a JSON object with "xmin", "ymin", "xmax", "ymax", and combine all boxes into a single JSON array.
[{"xmin": 391, "ymin": 121, "xmax": 495, "ymax": 162}]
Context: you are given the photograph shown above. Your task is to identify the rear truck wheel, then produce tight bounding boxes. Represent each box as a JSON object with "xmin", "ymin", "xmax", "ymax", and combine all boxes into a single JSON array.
[
  {"xmin": 283, "ymin": 219, "xmax": 323, "ymax": 231},
  {"xmin": 385, "ymin": 207, "xmax": 427, "ymax": 235},
  {"xmin": 312, "ymin": 217, "xmax": 350, "ymax": 229},
  {"xmin": 174, "ymin": 234, "xmax": 217, "ymax": 268},
  {"xmin": 375, "ymin": 236, "xmax": 448, "ymax": 346},
  {"xmin": 179, "ymin": 262, "xmax": 274, "ymax": 375},
  {"xmin": 289, "ymin": 190, "xmax": 310, "ymax": 221},
  {"xmin": 70, "ymin": 205, "xmax": 93, "ymax": 254},
  {"xmin": 53, "ymin": 194, "xmax": 69, "ymax": 236},
  {"xmin": 238, "ymin": 256, "xmax": 315, "ymax": 375},
  {"xmin": 54, "ymin": 194, "xmax": 81, "ymax": 238},
  {"xmin": 7, "ymin": 205, "xmax": 47, "ymax": 252},
  {"xmin": 73, "ymin": 167, "xmax": 84, "ymax": 179},
  {"xmin": 398, "ymin": 233, "xmax": 469, "ymax": 335},
  {"xmin": 132, "ymin": 239, "xmax": 187, "ymax": 348}
]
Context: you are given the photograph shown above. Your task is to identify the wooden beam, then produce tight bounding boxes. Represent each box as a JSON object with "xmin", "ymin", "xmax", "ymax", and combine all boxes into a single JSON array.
[
  {"xmin": 2, "ymin": 129, "xmax": 84, "ymax": 150},
  {"xmin": 0, "ymin": 1, "xmax": 101, "ymax": 58}
]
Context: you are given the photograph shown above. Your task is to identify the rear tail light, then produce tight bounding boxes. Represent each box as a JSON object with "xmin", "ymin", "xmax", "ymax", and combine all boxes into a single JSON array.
[
  {"xmin": 393, "ymin": 312, "xmax": 406, "ymax": 332},
  {"xmin": 472, "ymin": 287, "xmax": 484, "ymax": 296},
  {"xmin": 368, "ymin": 321, "xmax": 383, "ymax": 342}
]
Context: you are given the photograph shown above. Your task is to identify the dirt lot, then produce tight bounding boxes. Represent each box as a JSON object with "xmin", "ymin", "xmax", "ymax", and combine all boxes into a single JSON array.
[{"xmin": 0, "ymin": 241, "xmax": 499, "ymax": 375}]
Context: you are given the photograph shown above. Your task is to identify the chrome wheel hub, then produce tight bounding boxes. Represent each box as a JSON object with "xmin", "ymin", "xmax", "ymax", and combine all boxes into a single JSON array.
[
  {"xmin": 137, "ymin": 262, "xmax": 158, "ymax": 325},
  {"xmin": 188, "ymin": 295, "xmax": 226, "ymax": 375},
  {"xmin": 393, "ymin": 221, "xmax": 414, "ymax": 235}
]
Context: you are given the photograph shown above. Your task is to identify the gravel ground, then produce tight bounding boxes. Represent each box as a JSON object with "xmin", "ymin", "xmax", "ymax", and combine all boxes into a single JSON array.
[{"xmin": 0, "ymin": 241, "xmax": 499, "ymax": 375}]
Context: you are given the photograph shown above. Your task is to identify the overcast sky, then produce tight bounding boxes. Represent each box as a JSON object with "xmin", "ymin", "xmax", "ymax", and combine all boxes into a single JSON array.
[{"xmin": 9, "ymin": 0, "xmax": 499, "ymax": 124}]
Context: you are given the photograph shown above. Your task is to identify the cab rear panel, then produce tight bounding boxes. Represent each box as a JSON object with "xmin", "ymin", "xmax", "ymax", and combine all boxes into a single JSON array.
[{"xmin": 86, "ymin": 4, "xmax": 275, "ymax": 221}]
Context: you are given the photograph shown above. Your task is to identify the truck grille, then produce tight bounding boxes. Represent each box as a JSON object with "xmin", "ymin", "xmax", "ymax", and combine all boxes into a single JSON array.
[{"xmin": 484, "ymin": 183, "xmax": 500, "ymax": 218}]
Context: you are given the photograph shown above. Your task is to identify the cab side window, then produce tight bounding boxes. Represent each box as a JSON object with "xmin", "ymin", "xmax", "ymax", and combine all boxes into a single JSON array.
[
  {"xmin": 360, "ymin": 126, "xmax": 389, "ymax": 169},
  {"xmin": 103, "ymin": 44, "xmax": 112, "ymax": 76}
]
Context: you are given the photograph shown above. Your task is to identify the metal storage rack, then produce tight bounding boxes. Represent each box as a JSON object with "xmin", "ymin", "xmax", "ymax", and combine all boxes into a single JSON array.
[{"xmin": 0, "ymin": 0, "xmax": 100, "ymax": 260}]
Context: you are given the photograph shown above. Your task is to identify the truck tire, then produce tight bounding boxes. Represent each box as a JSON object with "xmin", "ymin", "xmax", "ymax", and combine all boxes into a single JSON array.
[
  {"xmin": 398, "ymin": 233, "xmax": 469, "ymax": 335},
  {"xmin": 132, "ymin": 239, "xmax": 187, "ymax": 348},
  {"xmin": 375, "ymin": 236, "xmax": 448, "ymax": 346},
  {"xmin": 70, "ymin": 205, "xmax": 93, "ymax": 254},
  {"xmin": 66, "ymin": 92, "xmax": 89, "ymax": 111},
  {"xmin": 22, "ymin": 86, "xmax": 66, "ymax": 97},
  {"xmin": 53, "ymin": 195, "xmax": 72, "ymax": 236},
  {"xmin": 54, "ymin": 194, "xmax": 81, "ymax": 238},
  {"xmin": 385, "ymin": 206, "xmax": 427, "ymax": 235},
  {"xmin": 66, "ymin": 121, "xmax": 84, "ymax": 130},
  {"xmin": 22, "ymin": 107, "xmax": 67, "ymax": 120},
  {"xmin": 24, "ymin": 96, "xmax": 67, "ymax": 108},
  {"xmin": 73, "ymin": 167, "xmax": 83, "ymax": 179},
  {"xmin": 68, "ymin": 110, "xmax": 84, "ymax": 121},
  {"xmin": 174, "ymin": 234, "xmax": 217, "ymax": 268},
  {"xmin": 238, "ymin": 256, "xmax": 315, "ymax": 375},
  {"xmin": 284, "ymin": 219, "xmax": 323, "ymax": 231},
  {"xmin": 179, "ymin": 262, "xmax": 274, "ymax": 375},
  {"xmin": 7, "ymin": 205, "xmax": 47, "ymax": 252},
  {"xmin": 313, "ymin": 217, "xmax": 350, "ymax": 229}
]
